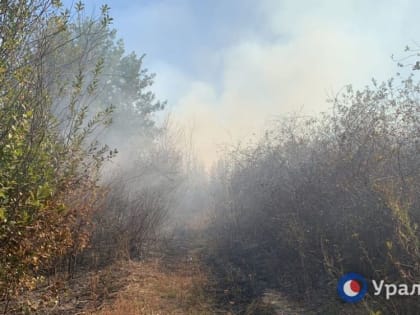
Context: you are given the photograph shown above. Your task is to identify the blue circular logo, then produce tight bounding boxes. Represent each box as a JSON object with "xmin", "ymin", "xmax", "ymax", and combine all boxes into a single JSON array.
[{"xmin": 337, "ymin": 273, "xmax": 367, "ymax": 303}]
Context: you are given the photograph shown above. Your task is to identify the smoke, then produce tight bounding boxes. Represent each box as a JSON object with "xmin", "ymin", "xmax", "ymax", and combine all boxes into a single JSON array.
[
  {"xmin": 146, "ymin": 0, "xmax": 416, "ymax": 169},
  {"xmin": 83, "ymin": 0, "xmax": 419, "ymax": 225}
]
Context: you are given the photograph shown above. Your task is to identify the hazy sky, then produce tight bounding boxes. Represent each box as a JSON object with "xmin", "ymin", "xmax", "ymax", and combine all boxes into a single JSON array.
[{"xmin": 65, "ymin": 0, "xmax": 420, "ymax": 167}]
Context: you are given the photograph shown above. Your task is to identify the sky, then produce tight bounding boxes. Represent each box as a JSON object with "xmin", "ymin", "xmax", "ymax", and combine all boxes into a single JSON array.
[{"xmin": 64, "ymin": 0, "xmax": 420, "ymax": 168}]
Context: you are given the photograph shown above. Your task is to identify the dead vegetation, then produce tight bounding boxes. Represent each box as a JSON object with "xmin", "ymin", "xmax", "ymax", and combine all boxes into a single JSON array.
[{"xmin": 95, "ymin": 257, "xmax": 214, "ymax": 315}]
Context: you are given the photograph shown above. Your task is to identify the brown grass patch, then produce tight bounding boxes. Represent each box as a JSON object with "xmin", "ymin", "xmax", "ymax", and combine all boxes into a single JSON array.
[{"xmin": 94, "ymin": 257, "xmax": 217, "ymax": 315}]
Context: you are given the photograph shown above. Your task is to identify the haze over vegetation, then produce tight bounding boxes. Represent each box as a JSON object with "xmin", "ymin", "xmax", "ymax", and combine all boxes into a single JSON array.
[{"xmin": 0, "ymin": 1, "xmax": 419, "ymax": 314}]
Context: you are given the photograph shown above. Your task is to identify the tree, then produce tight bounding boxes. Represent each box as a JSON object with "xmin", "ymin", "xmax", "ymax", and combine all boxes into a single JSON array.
[
  {"xmin": 0, "ymin": 1, "xmax": 114, "ymax": 310},
  {"xmin": 43, "ymin": 13, "xmax": 165, "ymax": 150}
]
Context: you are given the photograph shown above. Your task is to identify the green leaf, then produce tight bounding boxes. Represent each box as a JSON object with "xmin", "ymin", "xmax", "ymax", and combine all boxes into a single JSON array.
[
  {"xmin": 0, "ymin": 207, "xmax": 7, "ymax": 221},
  {"xmin": 37, "ymin": 185, "xmax": 53, "ymax": 200}
]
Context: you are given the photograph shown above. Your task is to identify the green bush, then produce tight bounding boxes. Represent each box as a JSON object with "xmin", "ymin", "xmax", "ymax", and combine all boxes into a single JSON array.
[{"xmin": 0, "ymin": 1, "xmax": 113, "ymax": 307}]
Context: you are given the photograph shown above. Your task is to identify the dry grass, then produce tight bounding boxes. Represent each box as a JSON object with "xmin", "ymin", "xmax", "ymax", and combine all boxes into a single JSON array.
[{"xmin": 94, "ymin": 257, "xmax": 217, "ymax": 315}]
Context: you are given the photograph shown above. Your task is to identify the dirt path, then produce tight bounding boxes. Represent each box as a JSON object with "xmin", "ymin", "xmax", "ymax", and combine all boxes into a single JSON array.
[
  {"xmin": 93, "ymin": 258, "xmax": 216, "ymax": 314},
  {"xmin": 91, "ymin": 231, "xmax": 310, "ymax": 315},
  {"xmin": 9, "ymin": 229, "xmax": 312, "ymax": 314},
  {"xmin": 86, "ymin": 232, "xmax": 215, "ymax": 314}
]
